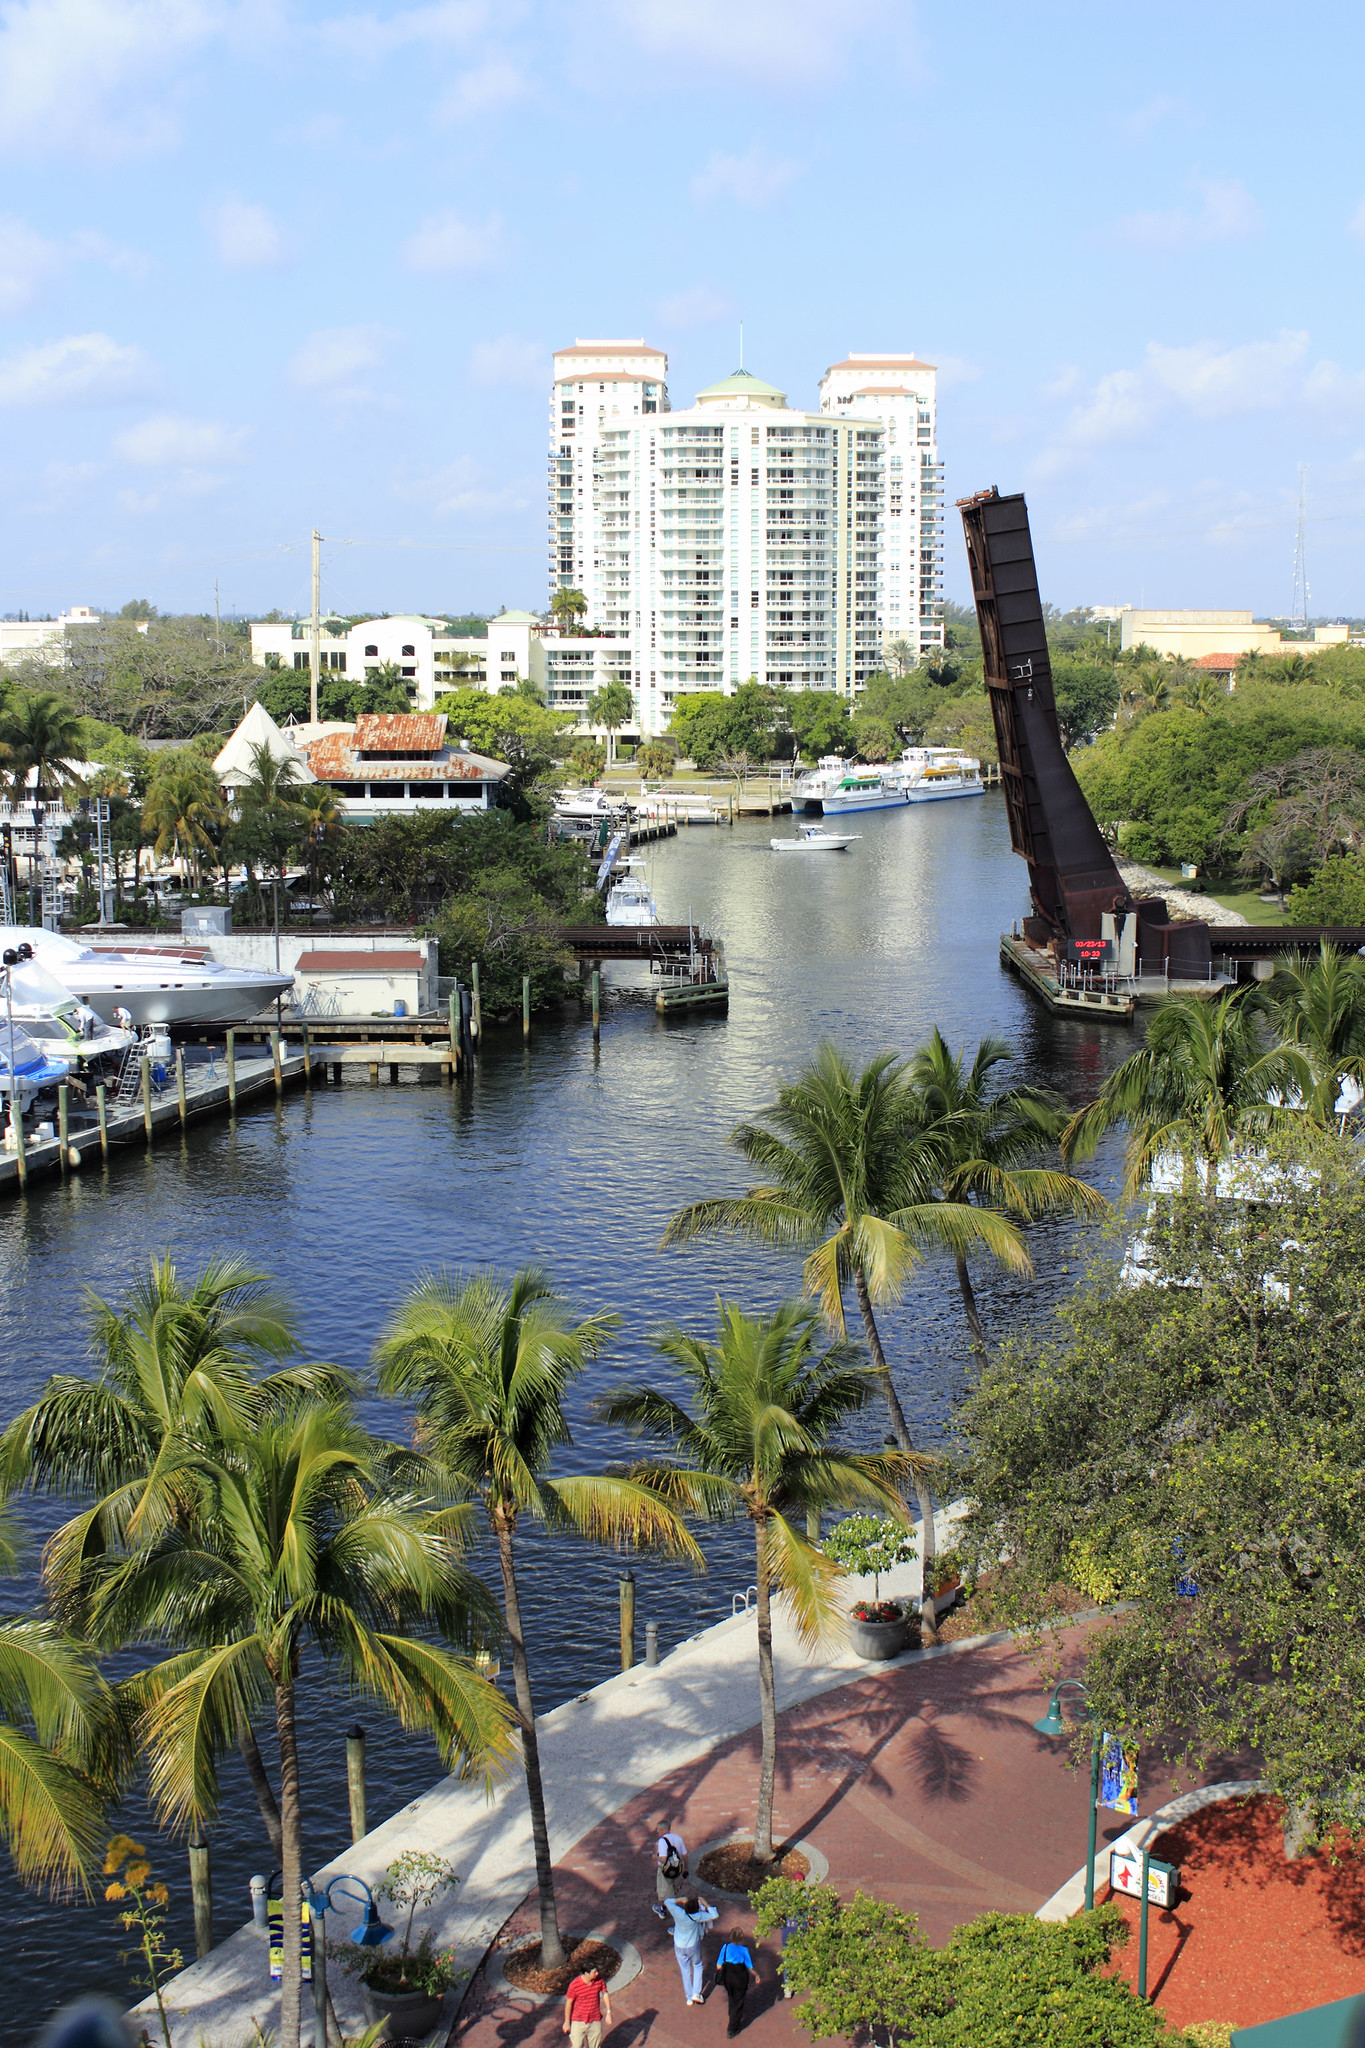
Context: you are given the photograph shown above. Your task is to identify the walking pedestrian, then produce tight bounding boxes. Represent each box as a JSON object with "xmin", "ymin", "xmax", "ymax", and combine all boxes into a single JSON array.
[
  {"xmin": 562, "ymin": 1962, "xmax": 612, "ymax": 2048},
  {"xmin": 655, "ymin": 1829, "xmax": 689, "ymax": 1904},
  {"xmin": 665, "ymin": 1894, "xmax": 717, "ymax": 2006},
  {"xmin": 715, "ymin": 1933, "xmax": 757, "ymax": 2037}
]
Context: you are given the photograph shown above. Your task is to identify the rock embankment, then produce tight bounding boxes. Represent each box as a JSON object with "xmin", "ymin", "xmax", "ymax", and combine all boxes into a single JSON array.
[{"xmin": 1116, "ymin": 858, "xmax": 1249, "ymax": 927}]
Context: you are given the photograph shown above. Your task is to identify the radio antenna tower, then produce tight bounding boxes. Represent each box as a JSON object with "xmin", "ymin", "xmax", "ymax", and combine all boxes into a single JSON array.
[{"xmin": 1291, "ymin": 465, "xmax": 1310, "ymax": 626}]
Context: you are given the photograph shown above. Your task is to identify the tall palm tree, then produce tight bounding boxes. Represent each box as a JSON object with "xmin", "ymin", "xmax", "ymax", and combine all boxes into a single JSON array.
[
  {"xmin": 374, "ymin": 1266, "xmax": 701, "ymax": 1970},
  {"xmin": 77, "ymin": 1402, "xmax": 512, "ymax": 2048},
  {"xmin": 1268, "ymin": 943, "xmax": 1365, "ymax": 1124},
  {"xmin": 1063, "ymin": 987, "xmax": 1312, "ymax": 1201},
  {"xmin": 0, "ymin": 691, "xmax": 89, "ymax": 890},
  {"xmin": 0, "ymin": 1255, "xmax": 347, "ymax": 1856},
  {"xmin": 663, "ymin": 1044, "xmax": 1028, "ymax": 1638},
  {"xmin": 904, "ymin": 1031, "xmax": 1107, "ymax": 1358},
  {"xmin": 599, "ymin": 1299, "xmax": 911, "ymax": 1864},
  {"xmin": 586, "ymin": 678, "xmax": 633, "ymax": 765},
  {"xmin": 141, "ymin": 755, "xmax": 226, "ymax": 887},
  {"xmin": 230, "ymin": 740, "xmax": 309, "ymax": 900}
]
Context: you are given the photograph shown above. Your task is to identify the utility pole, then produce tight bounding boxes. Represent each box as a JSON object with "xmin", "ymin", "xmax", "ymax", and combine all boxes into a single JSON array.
[
  {"xmin": 214, "ymin": 578, "xmax": 222, "ymax": 654},
  {"xmin": 1292, "ymin": 466, "xmax": 1310, "ymax": 628},
  {"xmin": 310, "ymin": 528, "xmax": 322, "ymax": 725}
]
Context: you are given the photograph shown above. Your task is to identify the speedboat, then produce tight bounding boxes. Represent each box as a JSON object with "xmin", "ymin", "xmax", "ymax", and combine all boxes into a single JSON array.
[
  {"xmin": 888, "ymin": 747, "xmax": 985, "ymax": 802},
  {"xmin": 2, "ymin": 951, "xmax": 134, "ymax": 1065},
  {"xmin": 604, "ymin": 861, "xmax": 659, "ymax": 927},
  {"xmin": 770, "ymin": 826, "xmax": 860, "ymax": 852},
  {"xmin": 820, "ymin": 768, "xmax": 909, "ymax": 816},
  {"xmin": 1, "ymin": 927, "xmax": 294, "ymax": 1027},
  {"xmin": 553, "ymin": 788, "xmax": 630, "ymax": 822},
  {"xmin": 0, "ymin": 1023, "xmax": 71, "ymax": 1114}
]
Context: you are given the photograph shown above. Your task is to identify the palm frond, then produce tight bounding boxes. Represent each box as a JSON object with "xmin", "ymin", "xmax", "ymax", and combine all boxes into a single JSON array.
[{"xmin": 545, "ymin": 1474, "xmax": 706, "ymax": 1565}]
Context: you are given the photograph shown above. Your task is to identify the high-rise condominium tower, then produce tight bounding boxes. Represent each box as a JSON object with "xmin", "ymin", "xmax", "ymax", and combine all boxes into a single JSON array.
[{"xmin": 548, "ymin": 341, "xmax": 942, "ymax": 737}]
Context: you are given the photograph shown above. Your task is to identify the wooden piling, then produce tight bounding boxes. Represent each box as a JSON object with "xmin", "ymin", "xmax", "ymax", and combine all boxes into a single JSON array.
[
  {"xmin": 592, "ymin": 969, "xmax": 601, "ymax": 1039},
  {"xmin": 346, "ymin": 1724, "xmax": 367, "ymax": 1844},
  {"xmin": 226, "ymin": 1030, "xmax": 237, "ymax": 1111},
  {"xmin": 188, "ymin": 1831, "xmax": 213, "ymax": 1959},
  {"xmin": 270, "ymin": 1027, "xmax": 283, "ymax": 1096},
  {"xmin": 332, "ymin": 1063, "xmax": 342, "ymax": 1086},
  {"xmin": 368, "ymin": 1063, "xmax": 379, "ymax": 1087},
  {"xmin": 10, "ymin": 1110, "xmax": 25, "ymax": 1189},
  {"xmin": 57, "ymin": 1084, "xmax": 69, "ymax": 1168},
  {"xmin": 471, "ymin": 961, "xmax": 482, "ymax": 1044},
  {"xmin": 176, "ymin": 1048, "xmax": 187, "ymax": 1126},
  {"xmin": 141, "ymin": 1057, "xmax": 153, "ymax": 1143},
  {"xmin": 522, "ymin": 974, "xmax": 531, "ymax": 1037},
  {"xmin": 96, "ymin": 1082, "xmax": 109, "ymax": 1159},
  {"xmin": 448, "ymin": 990, "xmax": 460, "ymax": 1077},
  {"xmin": 388, "ymin": 1063, "xmax": 398, "ymax": 1086},
  {"xmin": 300, "ymin": 1022, "xmax": 311, "ymax": 1088},
  {"xmin": 619, "ymin": 1571, "xmax": 636, "ymax": 1672}
]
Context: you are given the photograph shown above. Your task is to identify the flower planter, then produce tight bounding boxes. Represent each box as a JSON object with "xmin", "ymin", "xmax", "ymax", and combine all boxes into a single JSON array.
[
  {"xmin": 359, "ymin": 1980, "xmax": 447, "ymax": 2039},
  {"xmin": 848, "ymin": 1605, "xmax": 909, "ymax": 1660}
]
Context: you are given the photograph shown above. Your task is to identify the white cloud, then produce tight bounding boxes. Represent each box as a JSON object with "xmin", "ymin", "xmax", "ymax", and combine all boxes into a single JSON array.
[
  {"xmin": 654, "ymin": 283, "xmax": 731, "ymax": 327},
  {"xmin": 68, "ymin": 228, "xmax": 152, "ymax": 278},
  {"xmin": 437, "ymin": 56, "xmax": 529, "ymax": 120},
  {"xmin": 207, "ymin": 198, "xmax": 292, "ymax": 270},
  {"xmin": 1120, "ymin": 95, "xmax": 1188, "ymax": 139},
  {"xmin": 288, "ymin": 325, "xmax": 392, "ymax": 402},
  {"xmin": 610, "ymin": 0, "xmax": 895, "ymax": 88},
  {"xmin": 0, "ymin": 0, "xmax": 221, "ymax": 157},
  {"xmin": 469, "ymin": 333, "xmax": 545, "ymax": 385},
  {"xmin": 113, "ymin": 412, "xmax": 245, "ymax": 464},
  {"xmin": 0, "ymin": 215, "xmax": 63, "ymax": 313},
  {"xmin": 691, "ymin": 145, "xmax": 799, "ymax": 208},
  {"xmin": 1114, "ymin": 176, "xmax": 1260, "ymax": 252},
  {"xmin": 400, "ymin": 209, "xmax": 504, "ymax": 273},
  {"xmin": 935, "ymin": 354, "xmax": 981, "ymax": 390},
  {"xmin": 394, "ymin": 455, "xmax": 531, "ymax": 518},
  {"xmin": 0, "ymin": 331, "xmax": 161, "ymax": 405},
  {"xmin": 321, "ymin": 0, "xmax": 486, "ymax": 62}
]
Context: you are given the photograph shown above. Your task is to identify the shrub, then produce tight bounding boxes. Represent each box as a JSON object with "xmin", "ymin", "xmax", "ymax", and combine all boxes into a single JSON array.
[{"xmin": 1285, "ymin": 852, "xmax": 1365, "ymax": 925}]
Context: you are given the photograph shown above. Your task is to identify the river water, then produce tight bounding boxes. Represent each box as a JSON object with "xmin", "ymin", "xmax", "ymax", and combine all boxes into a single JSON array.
[{"xmin": 0, "ymin": 795, "xmax": 1134, "ymax": 2030}]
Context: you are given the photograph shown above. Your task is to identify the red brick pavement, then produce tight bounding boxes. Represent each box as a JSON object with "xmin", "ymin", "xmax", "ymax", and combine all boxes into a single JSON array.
[{"xmin": 455, "ymin": 1626, "xmax": 1198, "ymax": 2048}]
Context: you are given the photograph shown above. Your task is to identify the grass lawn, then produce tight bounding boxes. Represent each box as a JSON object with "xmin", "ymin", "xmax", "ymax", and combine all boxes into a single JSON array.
[{"xmin": 1135, "ymin": 863, "xmax": 1291, "ymax": 926}]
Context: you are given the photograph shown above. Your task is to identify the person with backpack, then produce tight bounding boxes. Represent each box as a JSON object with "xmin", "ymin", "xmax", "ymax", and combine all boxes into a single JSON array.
[
  {"xmin": 664, "ymin": 1894, "xmax": 718, "ymax": 2005},
  {"xmin": 655, "ymin": 1829, "xmax": 688, "ymax": 1903},
  {"xmin": 715, "ymin": 1933, "xmax": 758, "ymax": 2037}
]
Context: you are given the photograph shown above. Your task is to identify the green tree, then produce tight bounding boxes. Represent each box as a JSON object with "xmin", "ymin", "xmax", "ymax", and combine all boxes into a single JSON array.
[
  {"xmin": 636, "ymin": 740, "xmax": 677, "ymax": 780},
  {"xmin": 0, "ymin": 1601, "xmax": 118, "ymax": 1897},
  {"xmin": 375, "ymin": 1267, "xmax": 697, "ymax": 1967},
  {"xmin": 668, "ymin": 683, "xmax": 777, "ymax": 769},
  {"xmin": 1224, "ymin": 746, "xmax": 1365, "ymax": 902},
  {"xmin": 0, "ymin": 691, "xmax": 89, "ymax": 883},
  {"xmin": 663, "ymin": 1046, "xmax": 1029, "ymax": 1638},
  {"xmin": 433, "ymin": 689, "xmax": 575, "ymax": 807},
  {"xmin": 1063, "ymin": 987, "xmax": 1314, "ymax": 1199},
  {"xmin": 1049, "ymin": 656, "xmax": 1120, "ymax": 749},
  {"xmin": 586, "ymin": 677, "xmax": 634, "ymax": 764},
  {"xmin": 1286, "ymin": 852, "xmax": 1365, "ymax": 924},
  {"xmin": 600, "ymin": 1299, "xmax": 908, "ymax": 1863},
  {"xmin": 549, "ymin": 589, "xmax": 587, "ymax": 632},
  {"xmin": 785, "ymin": 691, "xmax": 853, "ymax": 762},
  {"xmin": 141, "ymin": 753, "xmax": 226, "ymax": 887},
  {"xmin": 432, "ymin": 870, "xmax": 579, "ymax": 1015},
  {"xmin": 951, "ymin": 1138, "xmax": 1365, "ymax": 1855},
  {"xmin": 81, "ymin": 1402, "xmax": 512, "ymax": 2048},
  {"xmin": 905, "ymin": 1031, "xmax": 1105, "ymax": 1357},
  {"xmin": 229, "ymin": 740, "xmax": 309, "ymax": 900},
  {"xmin": 1267, "ymin": 943, "xmax": 1365, "ymax": 1121}
]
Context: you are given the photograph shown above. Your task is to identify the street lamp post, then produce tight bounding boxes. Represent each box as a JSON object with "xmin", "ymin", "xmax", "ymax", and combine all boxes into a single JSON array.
[
  {"xmin": 1033, "ymin": 1678, "xmax": 1103, "ymax": 1911},
  {"xmin": 300, "ymin": 1874, "xmax": 392, "ymax": 2048}
]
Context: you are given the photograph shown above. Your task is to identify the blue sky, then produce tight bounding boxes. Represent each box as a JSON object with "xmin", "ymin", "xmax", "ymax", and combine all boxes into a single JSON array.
[{"xmin": 4, "ymin": 0, "xmax": 1365, "ymax": 623}]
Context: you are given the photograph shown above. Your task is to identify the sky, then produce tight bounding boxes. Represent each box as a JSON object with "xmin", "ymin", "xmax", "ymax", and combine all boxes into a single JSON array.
[{"xmin": 4, "ymin": 0, "xmax": 1365, "ymax": 624}]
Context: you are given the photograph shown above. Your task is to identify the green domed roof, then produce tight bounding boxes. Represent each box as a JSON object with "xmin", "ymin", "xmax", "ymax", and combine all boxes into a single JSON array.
[{"xmin": 695, "ymin": 367, "xmax": 787, "ymax": 401}]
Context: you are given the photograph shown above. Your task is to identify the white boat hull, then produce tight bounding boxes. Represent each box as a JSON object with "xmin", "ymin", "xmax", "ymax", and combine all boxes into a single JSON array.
[
  {"xmin": 821, "ymin": 790, "xmax": 910, "ymax": 814},
  {"xmin": 2, "ymin": 928, "xmax": 293, "ymax": 1027},
  {"xmin": 770, "ymin": 833, "xmax": 857, "ymax": 852},
  {"xmin": 903, "ymin": 781, "xmax": 986, "ymax": 803}
]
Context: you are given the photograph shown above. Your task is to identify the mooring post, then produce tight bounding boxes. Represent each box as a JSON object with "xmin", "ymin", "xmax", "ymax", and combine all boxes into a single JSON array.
[
  {"xmin": 141, "ymin": 1057, "xmax": 153, "ymax": 1143},
  {"xmin": 96, "ymin": 1083, "xmax": 108, "ymax": 1159},
  {"xmin": 270, "ymin": 1027, "xmax": 283, "ymax": 1097},
  {"xmin": 226, "ymin": 1030, "xmax": 237, "ymax": 1111},
  {"xmin": 448, "ymin": 990, "xmax": 460, "ymax": 1077},
  {"xmin": 645, "ymin": 1621, "xmax": 659, "ymax": 1667},
  {"xmin": 188, "ymin": 1830, "xmax": 213, "ymax": 1959},
  {"xmin": 619, "ymin": 1571, "xmax": 636, "ymax": 1672},
  {"xmin": 300, "ymin": 1022, "xmax": 311, "ymax": 1089},
  {"xmin": 592, "ymin": 969, "xmax": 601, "ymax": 1039},
  {"xmin": 249, "ymin": 1873, "xmax": 268, "ymax": 1932},
  {"xmin": 57, "ymin": 1084, "xmax": 69, "ymax": 1169},
  {"xmin": 176, "ymin": 1048, "xmax": 187, "ymax": 1126},
  {"xmin": 471, "ymin": 961, "xmax": 482, "ymax": 1044},
  {"xmin": 522, "ymin": 974, "xmax": 531, "ymax": 1038},
  {"xmin": 10, "ymin": 1108, "xmax": 25, "ymax": 1189},
  {"xmin": 346, "ymin": 1723, "xmax": 367, "ymax": 1843}
]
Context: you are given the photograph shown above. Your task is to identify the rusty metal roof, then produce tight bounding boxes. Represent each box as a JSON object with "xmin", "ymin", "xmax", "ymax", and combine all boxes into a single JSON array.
[
  {"xmin": 352, "ymin": 713, "xmax": 446, "ymax": 752},
  {"xmin": 304, "ymin": 728, "xmax": 508, "ymax": 782}
]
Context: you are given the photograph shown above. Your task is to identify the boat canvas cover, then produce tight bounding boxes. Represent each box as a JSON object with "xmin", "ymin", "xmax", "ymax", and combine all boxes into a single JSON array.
[{"xmin": 0, "ymin": 1024, "xmax": 69, "ymax": 1082}]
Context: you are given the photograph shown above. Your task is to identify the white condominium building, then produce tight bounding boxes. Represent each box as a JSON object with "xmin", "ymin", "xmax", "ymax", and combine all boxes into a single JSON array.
[{"xmin": 550, "ymin": 340, "xmax": 943, "ymax": 736}]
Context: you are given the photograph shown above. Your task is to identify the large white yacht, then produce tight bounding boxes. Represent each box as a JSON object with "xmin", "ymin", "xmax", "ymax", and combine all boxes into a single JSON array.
[
  {"xmin": 889, "ymin": 747, "xmax": 985, "ymax": 803},
  {"xmin": 1, "ymin": 928, "xmax": 294, "ymax": 1027},
  {"xmin": 820, "ymin": 767, "xmax": 909, "ymax": 815}
]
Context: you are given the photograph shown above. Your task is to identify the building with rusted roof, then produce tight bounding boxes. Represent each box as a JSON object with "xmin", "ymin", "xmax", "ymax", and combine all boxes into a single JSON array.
[{"xmin": 301, "ymin": 711, "xmax": 509, "ymax": 821}]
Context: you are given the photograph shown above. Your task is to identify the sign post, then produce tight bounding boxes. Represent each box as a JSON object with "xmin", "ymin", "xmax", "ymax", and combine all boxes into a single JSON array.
[{"xmin": 1109, "ymin": 1843, "xmax": 1180, "ymax": 2001}]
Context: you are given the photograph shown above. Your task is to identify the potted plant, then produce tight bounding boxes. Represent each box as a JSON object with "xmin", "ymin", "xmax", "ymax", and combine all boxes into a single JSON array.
[
  {"xmin": 344, "ymin": 1852, "xmax": 463, "ymax": 2039},
  {"xmin": 823, "ymin": 1514, "xmax": 917, "ymax": 1660}
]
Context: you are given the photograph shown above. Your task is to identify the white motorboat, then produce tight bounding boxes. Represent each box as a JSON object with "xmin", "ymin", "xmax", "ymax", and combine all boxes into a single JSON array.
[
  {"xmin": 820, "ymin": 768, "xmax": 909, "ymax": 815},
  {"xmin": 792, "ymin": 756, "xmax": 851, "ymax": 813},
  {"xmin": 2, "ymin": 951, "xmax": 134, "ymax": 1065},
  {"xmin": 553, "ymin": 787, "xmax": 630, "ymax": 822},
  {"xmin": 1, "ymin": 927, "xmax": 294, "ymax": 1027},
  {"xmin": 604, "ymin": 860, "xmax": 660, "ymax": 927},
  {"xmin": 888, "ymin": 747, "xmax": 986, "ymax": 802},
  {"xmin": 0, "ymin": 1022, "xmax": 71, "ymax": 1114},
  {"xmin": 770, "ymin": 825, "xmax": 860, "ymax": 853}
]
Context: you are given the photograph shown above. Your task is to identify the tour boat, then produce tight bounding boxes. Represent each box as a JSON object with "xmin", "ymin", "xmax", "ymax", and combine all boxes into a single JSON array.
[
  {"xmin": 820, "ymin": 769, "xmax": 909, "ymax": 815},
  {"xmin": 792, "ymin": 757, "xmax": 851, "ymax": 813},
  {"xmin": 888, "ymin": 747, "xmax": 985, "ymax": 803},
  {"xmin": 770, "ymin": 826, "xmax": 860, "ymax": 853},
  {"xmin": 1, "ymin": 927, "xmax": 294, "ymax": 1027}
]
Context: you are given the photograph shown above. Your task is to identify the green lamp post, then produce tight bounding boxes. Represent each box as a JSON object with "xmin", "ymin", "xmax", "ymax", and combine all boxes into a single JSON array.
[{"xmin": 1033, "ymin": 1678, "xmax": 1103, "ymax": 1911}]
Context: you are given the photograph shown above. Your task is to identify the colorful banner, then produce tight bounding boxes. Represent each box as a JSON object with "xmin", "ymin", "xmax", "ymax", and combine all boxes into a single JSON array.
[
  {"xmin": 268, "ymin": 1894, "xmax": 313, "ymax": 1983},
  {"xmin": 1099, "ymin": 1732, "xmax": 1139, "ymax": 1814}
]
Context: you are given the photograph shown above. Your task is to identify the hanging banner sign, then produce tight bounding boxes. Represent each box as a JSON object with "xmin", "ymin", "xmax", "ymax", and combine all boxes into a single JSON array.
[
  {"xmin": 268, "ymin": 1887, "xmax": 313, "ymax": 1983},
  {"xmin": 1110, "ymin": 1847, "xmax": 1179, "ymax": 1908},
  {"xmin": 1099, "ymin": 1732, "xmax": 1139, "ymax": 1814}
]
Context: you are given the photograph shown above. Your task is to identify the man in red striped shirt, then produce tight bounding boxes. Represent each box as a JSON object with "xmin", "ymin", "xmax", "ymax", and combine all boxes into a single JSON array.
[{"xmin": 563, "ymin": 1962, "xmax": 612, "ymax": 2048}]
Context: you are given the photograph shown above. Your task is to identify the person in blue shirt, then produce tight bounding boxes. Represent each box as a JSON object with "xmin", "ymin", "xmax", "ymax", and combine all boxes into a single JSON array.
[
  {"xmin": 715, "ymin": 1933, "xmax": 758, "ymax": 2037},
  {"xmin": 664, "ymin": 1894, "xmax": 718, "ymax": 2005}
]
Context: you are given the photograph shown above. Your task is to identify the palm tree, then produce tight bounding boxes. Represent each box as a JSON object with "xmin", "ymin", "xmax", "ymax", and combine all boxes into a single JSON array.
[
  {"xmin": 0, "ymin": 691, "xmax": 88, "ymax": 892},
  {"xmin": 549, "ymin": 589, "xmax": 588, "ymax": 633},
  {"xmin": 663, "ymin": 1044, "xmax": 1028, "ymax": 1638},
  {"xmin": 78, "ymin": 1402, "xmax": 512, "ymax": 2048},
  {"xmin": 141, "ymin": 755, "xmax": 226, "ymax": 888},
  {"xmin": 1062, "ymin": 987, "xmax": 1312, "ymax": 1201},
  {"xmin": 586, "ymin": 678, "xmax": 634, "ymax": 765},
  {"xmin": 1, "ymin": 1255, "xmax": 347, "ymax": 1858},
  {"xmin": 298, "ymin": 783, "xmax": 343, "ymax": 913},
  {"xmin": 230, "ymin": 740, "xmax": 309, "ymax": 906},
  {"xmin": 1268, "ymin": 943, "xmax": 1365, "ymax": 1124},
  {"xmin": 904, "ymin": 1031, "xmax": 1107, "ymax": 1358},
  {"xmin": 374, "ymin": 1267, "xmax": 700, "ymax": 1970},
  {"xmin": 599, "ymin": 1299, "xmax": 911, "ymax": 1864}
]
